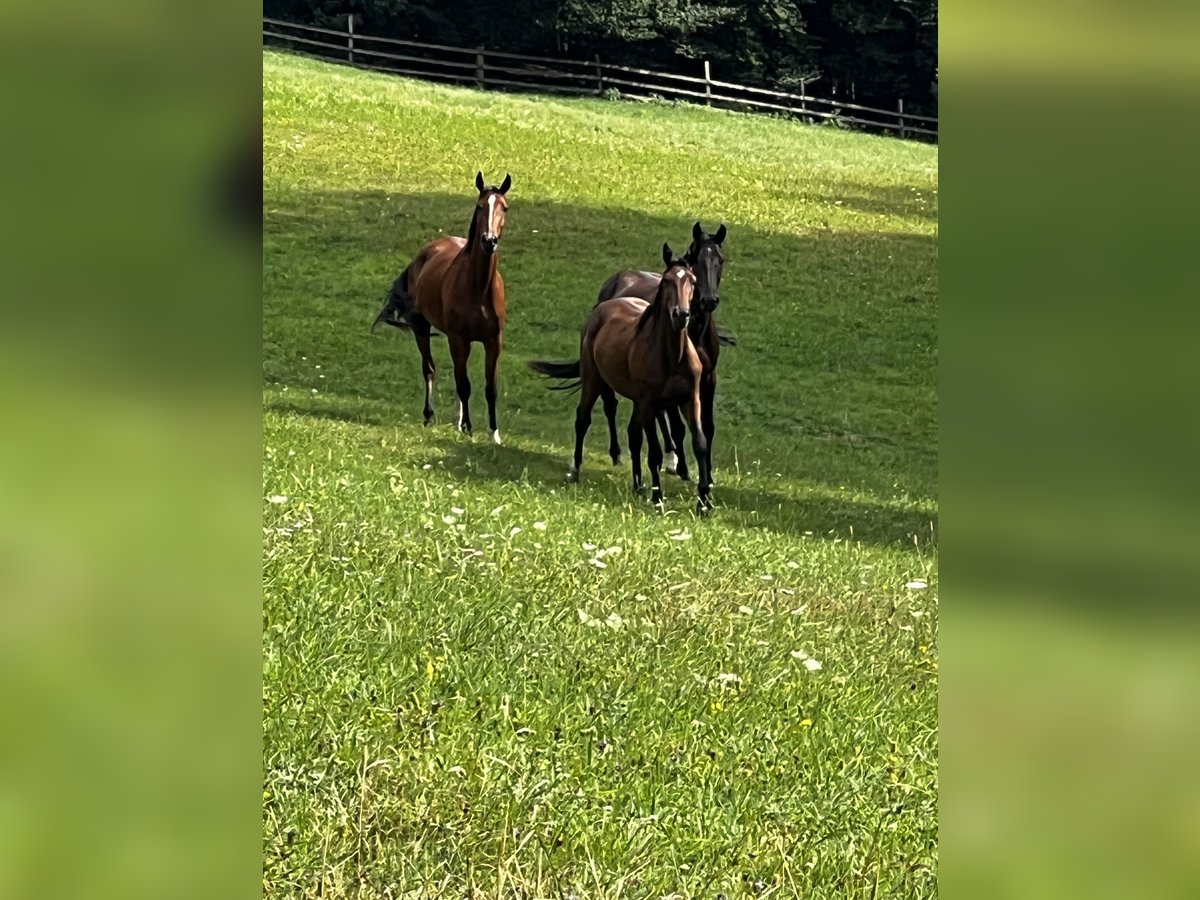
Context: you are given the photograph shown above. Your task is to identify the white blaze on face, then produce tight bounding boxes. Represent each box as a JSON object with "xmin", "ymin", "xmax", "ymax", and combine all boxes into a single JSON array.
[{"xmin": 486, "ymin": 194, "xmax": 498, "ymax": 236}]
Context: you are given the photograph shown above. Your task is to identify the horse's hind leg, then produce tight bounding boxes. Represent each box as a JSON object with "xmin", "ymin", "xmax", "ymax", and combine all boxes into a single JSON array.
[
  {"xmin": 484, "ymin": 335, "xmax": 502, "ymax": 444},
  {"xmin": 601, "ymin": 384, "xmax": 620, "ymax": 465},
  {"xmin": 568, "ymin": 379, "xmax": 600, "ymax": 481},
  {"xmin": 448, "ymin": 336, "xmax": 473, "ymax": 434},
  {"xmin": 413, "ymin": 316, "xmax": 436, "ymax": 425}
]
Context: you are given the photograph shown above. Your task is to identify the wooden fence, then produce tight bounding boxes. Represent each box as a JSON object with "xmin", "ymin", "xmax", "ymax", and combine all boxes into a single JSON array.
[{"xmin": 263, "ymin": 17, "xmax": 937, "ymax": 141}]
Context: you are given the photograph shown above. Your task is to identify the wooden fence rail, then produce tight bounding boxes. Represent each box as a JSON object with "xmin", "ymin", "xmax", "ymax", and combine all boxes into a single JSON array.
[{"xmin": 263, "ymin": 17, "xmax": 937, "ymax": 141}]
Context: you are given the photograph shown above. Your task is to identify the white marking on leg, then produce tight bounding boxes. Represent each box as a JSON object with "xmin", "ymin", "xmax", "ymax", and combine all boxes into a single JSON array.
[
  {"xmin": 492, "ymin": 430, "xmax": 502, "ymax": 445},
  {"xmin": 454, "ymin": 399, "xmax": 464, "ymax": 430},
  {"xmin": 665, "ymin": 451, "xmax": 678, "ymax": 474}
]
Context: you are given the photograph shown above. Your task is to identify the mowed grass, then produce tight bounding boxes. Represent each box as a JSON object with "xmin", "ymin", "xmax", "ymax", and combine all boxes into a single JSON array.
[{"xmin": 263, "ymin": 51, "xmax": 937, "ymax": 899}]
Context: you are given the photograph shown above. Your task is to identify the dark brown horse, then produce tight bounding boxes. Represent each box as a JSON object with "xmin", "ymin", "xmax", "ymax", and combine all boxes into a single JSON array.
[
  {"xmin": 373, "ymin": 172, "xmax": 511, "ymax": 443},
  {"xmin": 595, "ymin": 222, "xmax": 727, "ymax": 487},
  {"xmin": 530, "ymin": 245, "xmax": 714, "ymax": 514}
]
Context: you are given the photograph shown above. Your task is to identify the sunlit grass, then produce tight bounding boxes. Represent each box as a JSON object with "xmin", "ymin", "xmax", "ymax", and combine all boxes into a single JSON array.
[{"xmin": 263, "ymin": 50, "xmax": 937, "ymax": 898}]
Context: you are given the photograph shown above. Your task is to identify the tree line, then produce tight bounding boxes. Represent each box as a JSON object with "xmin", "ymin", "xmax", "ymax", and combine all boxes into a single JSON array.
[{"xmin": 265, "ymin": 0, "xmax": 938, "ymax": 120}]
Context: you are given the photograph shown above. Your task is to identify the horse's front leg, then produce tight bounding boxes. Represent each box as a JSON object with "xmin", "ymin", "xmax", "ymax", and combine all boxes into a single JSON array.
[
  {"xmin": 484, "ymin": 335, "xmax": 502, "ymax": 444},
  {"xmin": 448, "ymin": 336, "xmax": 473, "ymax": 434},
  {"xmin": 700, "ymin": 373, "xmax": 716, "ymax": 489},
  {"xmin": 687, "ymin": 387, "xmax": 713, "ymax": 514},
  {"xmin": 627, "ymin": 411, "xmax": 644, "ymax": 494},
  {"xmin": 666, "ymin": 405, "xmax": 689, "ymax": 481}
]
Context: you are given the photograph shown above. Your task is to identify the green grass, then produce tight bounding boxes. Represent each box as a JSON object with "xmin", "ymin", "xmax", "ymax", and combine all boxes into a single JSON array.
[{"xmin": 263, "ymin": 50, "xmax": 937, "ymax": 898}]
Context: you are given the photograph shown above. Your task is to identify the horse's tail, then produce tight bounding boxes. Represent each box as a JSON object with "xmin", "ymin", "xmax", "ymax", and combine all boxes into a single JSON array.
[
  {"xmin": 528, "ymin": 359, "xmax": 583, "ymax": 392},
  {"xmin": 716, "ymin": 326, "xmax": 738, "ymax": 347},
  {"xmin": 372, "ymin": 266, "xmax": 415, "ymax": 333}
]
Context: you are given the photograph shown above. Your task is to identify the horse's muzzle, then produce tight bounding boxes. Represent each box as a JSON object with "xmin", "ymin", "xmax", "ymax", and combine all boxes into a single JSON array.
[
  {"xmin": 670, "ymin": 309, "xmax": 691, "ymax": 330},
  {"xmin": 697, "ymin": 295, "xmax": 720, "ymax": 312},
  {"xmin": 481, "ymin": 236, "xmax": 499, "ymax": 254}
]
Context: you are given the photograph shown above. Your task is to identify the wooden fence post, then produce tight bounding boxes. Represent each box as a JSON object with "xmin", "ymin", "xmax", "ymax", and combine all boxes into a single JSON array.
[
  {"xmin": 595, "ymin": 54, "xmax": 603, "ymax": 96},
  {"xmin": 898, "ymin": 98, "xmax": 907, "ymax": 139},
  {"xmin": 703, "ymin": 60, "xmax": 712, "ymax": 105},
  {"xmin": 475, "ymin": 46, "xmax": 485, "ymax": 89},
  {"xmin": 800, "ymin": 77, "xmax": 808, "ymax": 122},
  {"xmin": 347, "ymin": 14, "xmax": 355, "ymax": 65}
]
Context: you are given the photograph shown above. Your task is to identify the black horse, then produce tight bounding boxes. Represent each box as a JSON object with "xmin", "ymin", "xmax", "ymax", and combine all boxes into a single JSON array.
[{"xmin": 594, "ymin": 222, "xmax": 729, "ymax": 487}]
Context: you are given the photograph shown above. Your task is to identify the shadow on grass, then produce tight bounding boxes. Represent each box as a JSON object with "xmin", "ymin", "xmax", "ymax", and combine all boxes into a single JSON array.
[{"xmin": 422, "ymin": 432, "xmax": 935, "ymax": 547}]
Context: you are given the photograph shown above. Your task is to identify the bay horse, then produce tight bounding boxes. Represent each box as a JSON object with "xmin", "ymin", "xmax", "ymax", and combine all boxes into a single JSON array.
[
  {"xmin": 372, "ymin": 171, "xmax": 511, "ymax": 443},
  {"xmin": 530, "ymin": 245, "xmax": 714, "ymax": 515},
  {"xmin": 595, "ymin": 222, "xmax": 727, "ymax": 487}
]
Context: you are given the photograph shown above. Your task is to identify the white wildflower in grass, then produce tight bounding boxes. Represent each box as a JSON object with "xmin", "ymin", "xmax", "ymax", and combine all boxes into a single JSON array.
[
  {"xmin": 577, "ymin": 609, "xmax": 590, "ymax": 623},
  {"xmin": 792, "ymin": 649, "xmax": 823, "ymax": 671},
  {"xmin": 582, "ymin": 542, "xmax": 597, "ymax": 551},
  {"xmin": 605, "ymin": 612, "xmax": 624, "ymax": 630},
  {"xmin": 533, "ymin": 521, "xmax": 546, "ymax": 530},
  {"xmin": 738, "ymin": 605, "xmax": 754, "ymax": 616},
  {"xmin": 422, "ymin": 464, "xmax": 432, "ymax": 470},
  {"xmin": 786, "ymin": 561, "xmax": 799, "ymax": 569},
  {"xmin": 906, "ymin": 579, "xmax": 928, "ymax": 590},
  {"xmin": 491, "ymin": 506, "xmax": 505, "ymax": 516},
  {"xmin": 268, "ymin": 495, "xmax": 288, "ymax": 504},
  {"xmin": 509, "ymin": 526, "xmax": 522, "ymax": 537},
  {"xmin": 760, "ymin": 574, "xmax": 774, "ymax": 581},
  {"xmin": 669, "ymin": 531, "xmax": 692, "ymax": 541},
  {"xmin": 442, "ymin": 514, "xmax": 457, "ymax": 525},
  {"xmin": 451, "ymin": 507, "xmax": 465, "ymax": 515},
  {"xmin": 716, "ymin": 673, "xmax": 741, "ymax": 686},
  {"xmin": 590, "ymin": 558, "xmax": 607, "ymax": 569},
  {"xmin": 311, "ymin": 388, "xmax": 318, "ymax": 394},
  {"xmin": 288, "ymin": 450, "xmax": 295, "ymax": 456}
]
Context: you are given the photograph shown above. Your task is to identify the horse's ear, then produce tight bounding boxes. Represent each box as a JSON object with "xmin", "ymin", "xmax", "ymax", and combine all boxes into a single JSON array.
[
  {"xmin": 499, "ymin": 173, "xmax": 512, "ymax": 194},
  {"xmin": 692, "ymin": 221, "xmax": 703, "ymax": 243},
  {"xmin": 475, "ymin": 171, "xmax": 485, "ymax": 193},
  {"xmin": 662, "ymin": 243, "xmax": 673, "ymax": 267},
  {"xmin": 713, "ymin": 223, "xmax": 727, "ymax": 244}
]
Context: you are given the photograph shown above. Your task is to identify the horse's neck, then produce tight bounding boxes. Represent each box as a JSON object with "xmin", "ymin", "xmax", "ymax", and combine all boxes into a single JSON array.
[
  {"xmin": 689, "ymin": 311, "xmax": 712, "ymax": 342},
  {"xmin": 651, "ymin": 308, "xmax": 687, "ymax": 370},
  {"xmin": 454, "ymin": 243, "xmax": 499, "ymax": 304}
]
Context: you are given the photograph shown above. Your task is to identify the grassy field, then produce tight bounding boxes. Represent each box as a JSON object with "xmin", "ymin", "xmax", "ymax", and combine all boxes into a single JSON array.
[{"xmin": 263, "ymin": 50, "xmax": 937, "ymax": 899}]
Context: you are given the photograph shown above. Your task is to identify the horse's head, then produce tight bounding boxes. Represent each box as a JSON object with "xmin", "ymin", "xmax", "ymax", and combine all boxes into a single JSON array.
[
  {"xmin": 685, "ymin": 221, "xmax": 727, "ymax": 313},
  {"xmin": 472, "ymin": 171, "xmax": 511, "ymax": 255},
  {"xmin": 659, "ymin": 242, "xmax": 696, "ymax": 332}
]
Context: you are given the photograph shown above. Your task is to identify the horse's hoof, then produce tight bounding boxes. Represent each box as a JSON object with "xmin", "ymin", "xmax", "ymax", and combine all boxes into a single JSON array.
[
  {"xmin": 565, "ymin": 467, "xmax": 580, "ymax": 483},
  {"xmin": 610, "ymin": 454, "xmax": 621, "ymax": 466},
  {"xmin": 696, "ymin": 501, "xmax": 712, "ymax": 518},
  {"xmin": 664, "ymin": 452, "xmax": 678, "ymax": 474},
  {"xmin": 491, "ymin": 430, "xmax": 502, "ymax": 445},
  {"xmin": 677, "ymin": 468, "xmax": 691, "ymax": 482}
]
